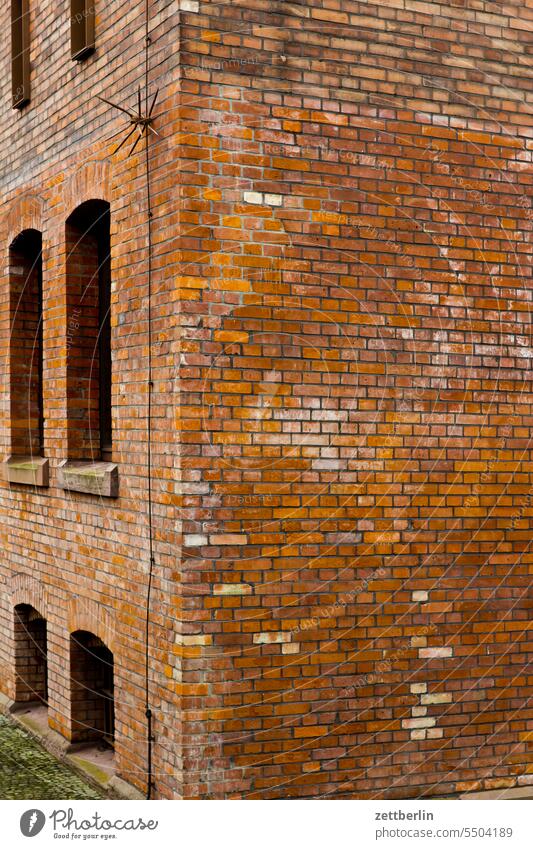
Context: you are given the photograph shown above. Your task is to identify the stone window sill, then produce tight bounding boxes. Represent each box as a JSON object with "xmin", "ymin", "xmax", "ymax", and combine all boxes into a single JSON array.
[
  {"xmin": 57, "ymin": 460, "xmax": 118, "ymax": 497},
  {"xmin": 1, "ymin": 455, "xmax": 49, "ymax": 487}
]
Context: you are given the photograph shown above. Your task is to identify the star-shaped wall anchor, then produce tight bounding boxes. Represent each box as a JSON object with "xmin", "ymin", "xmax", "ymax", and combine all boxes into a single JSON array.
[{"xmin": 97, "ymin": 87, "xmax": 159, "ymax": 155}]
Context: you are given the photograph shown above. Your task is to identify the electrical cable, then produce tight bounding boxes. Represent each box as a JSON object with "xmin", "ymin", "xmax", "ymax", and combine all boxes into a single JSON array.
[{"xmin": 143, "ymin": 0, "xmax": 156, "ymax": 801}]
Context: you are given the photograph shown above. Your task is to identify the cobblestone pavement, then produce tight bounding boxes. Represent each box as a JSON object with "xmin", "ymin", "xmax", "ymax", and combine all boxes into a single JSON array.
[{"xmin": 0, "ymin": 715, "xmax": 104, "ymax": 799}]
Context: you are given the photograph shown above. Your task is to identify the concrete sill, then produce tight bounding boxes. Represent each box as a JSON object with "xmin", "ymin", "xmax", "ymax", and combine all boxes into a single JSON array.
[
  {"xmin": 1, "ymin": 455, "xmax": 49, "ymax": 487},
  {"xmin": 57, "ymin": 460, "xmax": 119, "ymax": 497}
]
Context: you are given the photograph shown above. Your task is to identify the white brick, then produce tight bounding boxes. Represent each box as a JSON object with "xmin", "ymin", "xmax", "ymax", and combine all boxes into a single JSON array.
[
  {"xmin": 421, "ymin": 693, "xmax": 452, "ymax": 705},
  {"xmin": 427, "ymin": 728, "xmax": 444, "ymax": 739},
  {"xmin": 179, "ymin": 0, "xmax": 199, "ymax": 11},
  {"xmin": 419, "ymin": 647, "xmax": 453, "ymax": 658},
  {"xmin": 402, "ymin": 717, "xmax": 436, "ymax": 730},
  {"xmin": 410, "ymin": 682, "xmax": 427, "ymax": 694},
  {"xmin": 209, "ymin": 534, "xmax": 248, "ymax": 545},
  {"xmin": 410, "ymin": 729, "xmax": 427, "ymax": 740},
  {"xmin": 175, "ymin": 633, "xmax": 212, "ymax": 646},
  {"xmin": 244, "ymin": 191, "xmax": 263, "ymax": 205},
  {"xmin": 412, "ymin": 590, "xmax": 429, "ymax": 602},
  {"xmin": 411, "ymin": 706, "xmax": 427, "ymax": 717},
  {"xmin": 282, "ymin": 642, "xmax": 300, "ymax": 654},
  {"xmin": 184, "ymin": 534, "xmax": 207, "ymax": 547},
  {"xmin": 264, "ymin": 193, "xmax": 283, "ymax": 206}
]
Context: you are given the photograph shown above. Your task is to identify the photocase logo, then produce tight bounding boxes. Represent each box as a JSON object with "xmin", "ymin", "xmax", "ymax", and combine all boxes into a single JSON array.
[{"xmin": 20, "ymin": 809, "xmax": 46, "ymax": 837}]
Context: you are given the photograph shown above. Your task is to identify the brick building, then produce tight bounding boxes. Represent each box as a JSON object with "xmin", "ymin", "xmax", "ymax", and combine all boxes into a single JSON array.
[{"xmin": 0, "ymin": 0, "xmax": 531, "ymax": 800}]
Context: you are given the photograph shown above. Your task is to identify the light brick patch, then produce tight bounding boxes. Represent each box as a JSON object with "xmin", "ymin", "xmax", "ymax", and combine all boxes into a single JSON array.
[
  {"xmin": 421, "ymin": 693, "xmax": 452, "ymax": 705},
  {"xmin": 412, "ymin": 590, "xmax": 429, "ymax": 602},
  {"xmin": 213, "ymin": 584, "xmax": 252, "ymax": 596},
  {"xmin": 419, "ymin": 647, "xmax": 453, "ymax": 659},
  {"xmin": 410, "ymin": 729, "xmax": 427, "ymax": 741},
  {"xmin": 184, "ymin": 534, "xmax": 207, "ymax": 547},
  {"xmin": 243, "ymin": 191, "xmax": 263, "ymax": 205},
  {"xmin": 175, "ymin": 634, "xmax": 213, "ymax": 646},
  {"xmin": 402, "ymin": 717, "xmax": 436, "ymax": 730}
]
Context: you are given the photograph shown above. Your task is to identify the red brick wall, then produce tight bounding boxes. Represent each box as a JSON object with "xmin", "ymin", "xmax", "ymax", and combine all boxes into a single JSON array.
[{"xmin": 176, "ymin": 0, "xmax": 533, "ymax": 798}]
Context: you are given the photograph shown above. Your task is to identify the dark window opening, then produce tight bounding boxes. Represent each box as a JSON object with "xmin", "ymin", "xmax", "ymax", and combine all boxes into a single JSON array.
[
  {"xmin": 71, "ymin": 0, "xmax": 95, "ymax": 61},
  {"xmin": 9, "ymin": 230, "xmax": 44, "ymax": 456},
  {"xmin": 14, "ymin": 604, "xmax": 48, "ymax": 706},
  {"xmin": 65, "ymin": 200, "xmax": 112, "ymax": 460},
  {"xmin": 70, "ymin": 630, "xmax": 114, "ymax": 747},
  {"xmin": 11, "ymin": 0, "xmax": 30, "ymax": 108}
]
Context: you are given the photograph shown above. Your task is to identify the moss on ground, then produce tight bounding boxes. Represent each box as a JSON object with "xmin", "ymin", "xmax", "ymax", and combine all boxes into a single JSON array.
[{"xmin": 0, "ymin": 715, "xmax": 104, "ymax": 800}]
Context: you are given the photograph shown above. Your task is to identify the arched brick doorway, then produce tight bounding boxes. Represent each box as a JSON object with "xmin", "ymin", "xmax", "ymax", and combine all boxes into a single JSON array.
[
  {"xmin": 13, "ymin": 604, "xmax": 48, "ymax": 705},
  {"xmin": 70, "ymin": 630, "xmax": 114, "ymax": 747}
]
